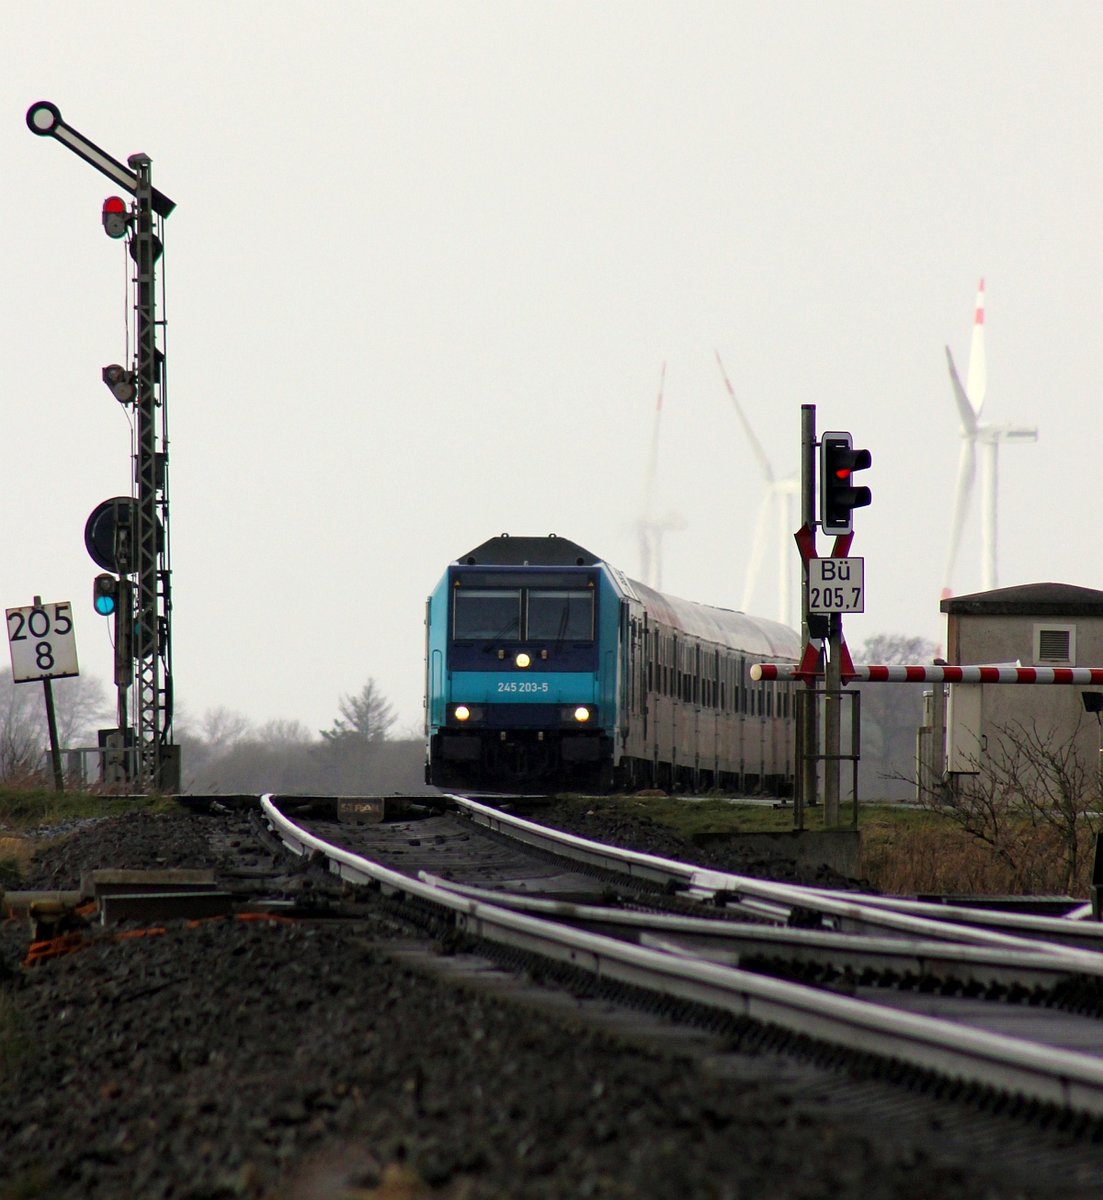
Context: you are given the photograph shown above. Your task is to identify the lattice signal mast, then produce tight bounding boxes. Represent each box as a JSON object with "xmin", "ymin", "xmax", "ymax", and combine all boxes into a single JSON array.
[{"xmin": 27, "ymin": 101, "xmax": 178, "ymax": 791}]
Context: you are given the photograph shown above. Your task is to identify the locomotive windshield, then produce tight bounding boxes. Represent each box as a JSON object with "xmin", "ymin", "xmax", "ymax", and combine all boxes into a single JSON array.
[
  {"xmin": 527, "ymin": 589, "xmax": 594, "ymax": 640},
  {"xmin": 452, "ymin": 582, "xmax": 595, "ymax": 642},
  {"xmin": 453, "ymin": 589, "xmax": 521, "ymax": 640}
]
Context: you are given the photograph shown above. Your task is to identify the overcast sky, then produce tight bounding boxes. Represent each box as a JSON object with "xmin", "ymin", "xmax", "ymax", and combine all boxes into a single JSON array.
[{"xmin": 4, "ymin": 3, "xmax": 1101, "ymax": 739}]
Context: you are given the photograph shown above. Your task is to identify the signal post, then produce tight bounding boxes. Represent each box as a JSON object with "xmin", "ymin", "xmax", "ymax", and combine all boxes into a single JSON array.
[
  {"xmin": 792, "ymin": 412, "xmax": 872, "ymax": 826},
  {"xmin": 28, "ymin": 102, "xmax": 178, "ymax": 792}
]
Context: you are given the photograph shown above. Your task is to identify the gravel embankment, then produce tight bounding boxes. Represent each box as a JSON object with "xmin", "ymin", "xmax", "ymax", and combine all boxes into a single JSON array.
[{"xmin": 1, "ymin": 804, "xmax": 1099, "ymax": 1199}]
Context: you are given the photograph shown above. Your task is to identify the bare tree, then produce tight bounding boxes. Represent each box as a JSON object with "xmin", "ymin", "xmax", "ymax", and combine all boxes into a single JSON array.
[
  {"xmin": 913, "ymin": 716, "xmax": 1100, "ymax": 895},
  {"xmin": 173, "ymin": 705, "xmax": 255, "ymax": 780},
  {"xmin": 0, "ymin": 668, "xmax": 110, "ymax": 782},
  {"xmin": 256, "ymin": 718, "xmax": 314, "ymax": 745},
  {"xmin": 200, "ymin": 706, "xmax": 254, "ymax": 750},
  {"xmin": 1000, "ymin": 718, "xmax": 1098, "ymax": 893}
]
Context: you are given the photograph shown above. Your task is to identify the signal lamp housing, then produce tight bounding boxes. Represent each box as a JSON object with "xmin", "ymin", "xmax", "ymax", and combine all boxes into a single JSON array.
[
  {"xmin": 93, "ymin": 573, "xmax": 118, "ymax": 616},
  {"xmin": 102, "ymin": 364, "xmax": 137, "ymax": 405},
  {"xmin": 102, "ymin": 195, "xmax": 129, "ymax": 239},
  {"xmin": 820, "ymin": 431, "xmax": 872, "ymax": 536}
]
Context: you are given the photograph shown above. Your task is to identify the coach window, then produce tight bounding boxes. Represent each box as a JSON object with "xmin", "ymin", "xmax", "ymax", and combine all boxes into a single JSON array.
[
  {"xmin": 527, "ymin": 589, "xmax": 595, "ymax": 641},
  {"xmin": 453, "ymin": 589, "xmax": 521, "ymax": 640}
]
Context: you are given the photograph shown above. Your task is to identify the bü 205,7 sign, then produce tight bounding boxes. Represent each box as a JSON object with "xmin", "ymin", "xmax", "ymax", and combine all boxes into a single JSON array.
[
  {"xmin": 808, "ymin": 558, "xmax": 865, "ymax": 613},
  {"xmin": 6, "ymin": 601, "xmax": 79, "ymax": 682}
]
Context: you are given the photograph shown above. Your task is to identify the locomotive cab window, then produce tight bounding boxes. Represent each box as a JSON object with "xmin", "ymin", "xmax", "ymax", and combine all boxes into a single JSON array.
[
  {"xmin": 527, "ymin": 589, "xmax": 594, "ymax": 641},
  {"xmin": 453, "ymin": 589, "xmax": 521, "ymax": 640}
]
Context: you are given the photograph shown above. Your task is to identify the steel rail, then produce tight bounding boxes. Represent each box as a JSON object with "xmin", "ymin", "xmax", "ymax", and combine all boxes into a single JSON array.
[
  {"xmin": 262, "ymin": 794, "xmax": 1103, "ymax": 1117},
  {"xmin": 806, "ymin": 888, "xmax": 1103, "ymax": 950},
  {"xmin": 418, "ymin": 871, "xmax": 791, "ymax": 925},
  {"xmin": 446, "ymin": 795, "xmax": 1101, "ymax": 967},
  {"xmin": 417, "ymin": 873, "xmax": 1093, "ymax": 991}
]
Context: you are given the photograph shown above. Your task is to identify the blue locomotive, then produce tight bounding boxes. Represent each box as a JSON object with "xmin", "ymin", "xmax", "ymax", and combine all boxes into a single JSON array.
[{"xmin": 425, "ymin": 534, "xmax": 800, "ymax": 793}]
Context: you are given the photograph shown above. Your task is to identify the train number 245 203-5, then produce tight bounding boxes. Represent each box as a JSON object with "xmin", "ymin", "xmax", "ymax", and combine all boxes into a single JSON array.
[{"xmin": 497, "ymin": 681, "xmax": 550, "ymax": 694}]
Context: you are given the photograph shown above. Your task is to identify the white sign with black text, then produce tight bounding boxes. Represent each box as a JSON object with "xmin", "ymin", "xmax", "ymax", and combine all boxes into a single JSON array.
[
  {"xmin": 808, "ymin": 558, "xmax": 865, "ymax": 613},
  {"xmin": 5, "ymin": 601, "xmax": 79, "ymax": 682}
]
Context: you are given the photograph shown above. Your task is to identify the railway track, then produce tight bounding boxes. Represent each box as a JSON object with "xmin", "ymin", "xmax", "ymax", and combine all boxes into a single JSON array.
[
  {"xmin": 261, "ymin": 791, "xmax": 1103, "ymax": 1124},
  {"xmin": 8, "ymin": 795, "xmax": 1103, "ymax": 1197}
]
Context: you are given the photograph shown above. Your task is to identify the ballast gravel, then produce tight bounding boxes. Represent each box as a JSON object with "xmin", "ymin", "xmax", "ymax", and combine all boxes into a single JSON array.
[{"xmin": 0, "ymin": 803, "xmax": 1099, "ymax": 1199}]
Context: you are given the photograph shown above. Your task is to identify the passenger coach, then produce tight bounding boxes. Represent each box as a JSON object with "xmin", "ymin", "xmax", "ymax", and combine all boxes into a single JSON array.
[{"xmin": 425, "ymin": 534, "xmax": 800, "ymax": 793}]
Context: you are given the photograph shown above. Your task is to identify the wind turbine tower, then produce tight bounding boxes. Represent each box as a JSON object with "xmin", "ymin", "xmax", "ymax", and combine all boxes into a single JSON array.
[
  {"xmin": 943, "ymin": 279, "xmax": 1039, "ymax": 596},
  {"xmin": 637, "ymin": 363, "xmax": 685, "ymax": 590},
  {"xmin": 715, "ymin": 350, "xmax": 799, "ymax": 627}
]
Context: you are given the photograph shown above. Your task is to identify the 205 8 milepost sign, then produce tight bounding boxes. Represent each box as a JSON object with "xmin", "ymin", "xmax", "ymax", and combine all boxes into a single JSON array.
[
  {"xmin": 808, "ymin": 557, "xmax": 865, "ymax": 613},
  {"xmin": 6, "ymin": 601, "xmax": 79, "ymax": 682}
]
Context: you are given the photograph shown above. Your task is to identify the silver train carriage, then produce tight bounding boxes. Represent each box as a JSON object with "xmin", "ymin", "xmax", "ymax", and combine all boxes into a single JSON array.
[{"xmin": 425, "ymin": 534, "xmax": 800, "ymax": 792}]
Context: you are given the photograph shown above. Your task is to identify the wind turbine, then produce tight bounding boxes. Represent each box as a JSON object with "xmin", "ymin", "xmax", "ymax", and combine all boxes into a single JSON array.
[
  {"xmin": 715, "ymin": 350, "xmax": 799, "ymax": 626},
  {"xmin": 637, "ymin": 362, "xmax": 685, "ymax": 590},
  {"xmin": 943, "ymin": 279, "xmax": 1038, "ymax": 596}
]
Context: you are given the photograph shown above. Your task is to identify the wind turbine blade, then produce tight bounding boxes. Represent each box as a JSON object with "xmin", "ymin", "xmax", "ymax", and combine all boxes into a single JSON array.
[
  {"xmin": 714, "ymin": 349, "xmax": 774, "ymax": 484},
  {"xmin": 742, "ymin": 494, "xmax": 772, "ymax": 613},
  {"xmin": 943, "ymin": 438, "xmax": 976, "ymax": 592},
  {"xmin": 945, "ymin": 347, "xmax": 978, "ymax": 435},
  {"xmin": 966, "ymin": 277, "xmax": 987, "ymax": 417}
]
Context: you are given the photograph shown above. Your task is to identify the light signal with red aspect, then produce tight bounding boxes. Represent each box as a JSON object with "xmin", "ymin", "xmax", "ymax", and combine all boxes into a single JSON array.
[
  {"xmin": 102, "ymin": 195, "xmax": 129, "ymax": 239},
  {"xmin": 820, "ymin": 431, "xmax": 872, "ymax": 536}
]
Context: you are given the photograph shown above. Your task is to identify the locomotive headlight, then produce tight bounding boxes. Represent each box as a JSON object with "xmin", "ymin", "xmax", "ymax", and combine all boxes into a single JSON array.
[
  {"xmin": 515, "ymin": 652, "xmax": 531, "ymax": 669},
  {"xmin": 573, "ymin": 706, "xmax": 591, "ymax": 723},
  {"xmin": 455, "ymin": 705, "xmax": 471, "ymax": 722}
]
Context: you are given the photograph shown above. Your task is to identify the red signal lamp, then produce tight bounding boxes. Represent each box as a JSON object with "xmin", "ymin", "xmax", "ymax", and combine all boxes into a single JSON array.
[
  {"xmin": 820, "ymin": 431, "xmax": 872, "ymax": 536},
  {"xmin": 102, "ymin": 195, "xmax": 129, "ymax": 239}
]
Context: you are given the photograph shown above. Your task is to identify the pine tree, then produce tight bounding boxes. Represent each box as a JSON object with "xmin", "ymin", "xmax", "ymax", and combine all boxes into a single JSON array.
[{"xmin": 320, "ymin": 678, "xmax": 396, "ymax": 745}]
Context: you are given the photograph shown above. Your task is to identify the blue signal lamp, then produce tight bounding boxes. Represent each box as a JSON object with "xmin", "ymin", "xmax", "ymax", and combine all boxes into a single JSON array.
[{"xmin": 93, "ymin": 573, "xmax": 118, "ymax": 616}]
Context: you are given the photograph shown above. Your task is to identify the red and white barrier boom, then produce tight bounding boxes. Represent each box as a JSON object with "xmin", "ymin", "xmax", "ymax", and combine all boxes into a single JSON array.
[{"xmin": 752, "ymin": 661, "xmax": 1103, "ymax": 686}]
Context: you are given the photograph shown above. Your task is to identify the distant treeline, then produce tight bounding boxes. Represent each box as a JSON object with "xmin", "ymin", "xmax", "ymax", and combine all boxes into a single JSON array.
[
  {"xmin": 1, "ymin": 654, "xmax": 930, "ymax": 799},
  {"xmin": 182, "ymin": 734, "xmax": 432, "ymax": 796}
]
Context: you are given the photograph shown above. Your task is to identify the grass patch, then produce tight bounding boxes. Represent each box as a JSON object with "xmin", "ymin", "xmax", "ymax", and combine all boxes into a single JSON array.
[
  {"xmin": 861, "ymin": 810, "xmax": 1096, "ymax": 897},
  {"xmin": 0, "ymin": 788, "xmax": 175, "ymax": 835},
  {"xmin": 548, "ymin": 793, "xmax": 800, "ymax": 837},
  {"xmin": 556, "ymin": 794, "xmax": 1086, "ymax": 896},
  {"xmin": 554, "ymin": 793, "xmax": 930, "ymax": 839},
  {"xmin": 0, "ymin": 836, "xmax": 34, "ymax": 887}
]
